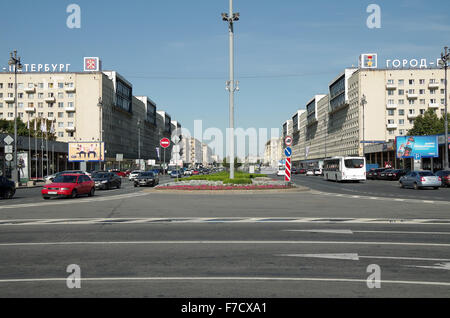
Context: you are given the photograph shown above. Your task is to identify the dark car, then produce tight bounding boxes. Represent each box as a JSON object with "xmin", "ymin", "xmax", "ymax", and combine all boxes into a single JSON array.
[
  {"xmin": 378, "ymin": 169, "xmax": 394, "ymax": 180},
  {"xmin": 0, "ymin": 176, "xmax": 16, "ymax": 199},
  {"xmin": 170, "ymin": 170, "xmax": 183, "ymax": 178},
  {"xmin": 435, "ymin": 170, "xmax": 450, "ymax": 187},
  {"xmin": 298, "ymin": 168, "xmax": 306, "ymax": 174},
  {"xmin": 92, "ymin": 172, "xmax": 121, "ymax": 190},
  {"xmin": 134, "ymin": 171, "xmax": 159, "ymax": 187},
  {"xmin": 367, "ymin": 168, "xmax": 385, "ymax": 180},
  {"xmin": 386, "ymin": 169, "xmax": 408, "ymax": 181},
  {"xmin": 291, "ymin": 167, "xmax": 297, "ymax": 174}
]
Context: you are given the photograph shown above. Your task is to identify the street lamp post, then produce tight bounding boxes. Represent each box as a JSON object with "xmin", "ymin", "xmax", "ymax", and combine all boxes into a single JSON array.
[
  {"xmin": 222, "ymin": 0, "xmax": 239, "ymax": 179},
  {"xmin": 440, "ymin": 46, "xmax": 449, "ymax": 170},
  {"xmin": 137, "ymin": 119, "xmax": 141, "ymax": 169},
  {"xmin": 8, "ymin": 50, "xmax": 23, "ymax": 184},
  {"xmin": 361, "ymin": 94, "xmax": 367, "ymax": 159},
  {"xmin": 97, "ymin": 97, "xmax": 103, "ymax": 171}
]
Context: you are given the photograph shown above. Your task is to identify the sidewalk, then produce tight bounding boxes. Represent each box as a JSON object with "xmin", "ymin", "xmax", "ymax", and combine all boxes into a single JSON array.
[{"xmin": 16, "ymin": 181, "xmax": 45, "ymax": 189}]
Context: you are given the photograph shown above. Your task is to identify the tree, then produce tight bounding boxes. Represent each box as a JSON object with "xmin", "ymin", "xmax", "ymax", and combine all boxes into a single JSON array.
[
  {"xmin": 222, "ymin": 157, "xmax": 243, "ymax": 169},
  {"xmin": 0, "ymin": 118, "xmax": 57, "ymax": 140},
  {"xmin": 407, "ymin": 109, "xmax": 449, "ymax": 136}
]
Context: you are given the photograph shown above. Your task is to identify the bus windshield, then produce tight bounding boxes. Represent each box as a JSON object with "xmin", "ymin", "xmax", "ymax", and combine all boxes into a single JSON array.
[{"xmin": 344, "ymin": 159, "xmax": 365, "ymax": 169}]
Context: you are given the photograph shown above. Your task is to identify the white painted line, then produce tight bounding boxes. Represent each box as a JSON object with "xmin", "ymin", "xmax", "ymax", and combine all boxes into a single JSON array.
[
  {"xmin": 0, "ymin": 276, "xmax": 449, "ymax": 287},
  {"xmin": 284, "ymin": 229, "xmax": 354, "ymax": 234},
  {"xmin": 284, "ymin": 229, "xmax": 450, "ymax": 235},
  {"xmin": 404, "ymin": 263, "xmax": 450, "ymax": 270},
  {"xmin": 279, "ymin": 254, "xmax": 450, "ymax": 262},
  {"xmin": 1, "ymin": 240, "xmax": 450, "ymax": 247}
]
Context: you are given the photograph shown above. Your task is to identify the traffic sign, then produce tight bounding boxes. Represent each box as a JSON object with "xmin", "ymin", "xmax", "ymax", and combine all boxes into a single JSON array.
[
  {"xmin": 285, "ymin": 136, "xmax": 293, "ymax": 147},
  {"xmin": 284, "ymin": 147, "xmax": 292, "ymax": 157},
  {"xmin": 5, "ymin": 154, "xmax": 13, "ymax": 162},
  {"xmin": 4, "ymin": 145, "xmax": 13, "ymax": 154},
  {"xmin": 3, "ymin": 135, "xmax": 13, "ymax": 145},
  {"xmin": 415, "ymin": 153, "xmax": 421, "ymax": 160},
  {"xmin": 160, "ymin": 138, "xmax": 170, "ymax": 149}
]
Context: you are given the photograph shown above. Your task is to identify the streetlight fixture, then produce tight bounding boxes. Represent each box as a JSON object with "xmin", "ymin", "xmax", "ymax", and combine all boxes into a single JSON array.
[
  {"xmin": 222, "ymin": 0, "xmax": 239, "ymax": 179},
  {"xmin": 8, "ymin": 50, "xmax": 23, "ymax": 184},
  {"xmin": 440, "ymin": 46, "xmax": 449, "ymax": 170},
  {"xmin": 361, "ymin": 94, "xmax": 367, "ymax": 159}
]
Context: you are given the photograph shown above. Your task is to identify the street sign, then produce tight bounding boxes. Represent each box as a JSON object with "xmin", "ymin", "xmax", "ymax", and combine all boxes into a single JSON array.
[
  {"xmin": 285, "ymin": 136, "xmax": 293, "ymax": 147},
  {"xmin": 285, "ymin": 157, "xmax": 291, "ymax": 182},
  {"xmin": 160, "ymin": 138, "xmax": 170, "ymax": 149},
  {"xmin": 415, "ymin": 153, "xmax": 421, "ymax": 160},
  {"xmin": 116, "ymin": 154, "xmax": 123, "ymax": 162},
  {"xmin": 5, "ymin": 154, "xmax": 13, "ymax": 162},
  {"xmin": 4, "ymin": 145, "xmax": 13, "ymax": 154},
  {"xmin": 284, "ymin": 147, "xmax": 292, "ymax": 158},
  {"xmin": 4, "ymin": 135, "xmax": 13, "ymax": 145}
]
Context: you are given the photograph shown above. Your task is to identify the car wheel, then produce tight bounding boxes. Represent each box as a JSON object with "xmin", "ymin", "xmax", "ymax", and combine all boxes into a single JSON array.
[
  {"xmin": 117, "ymin": 183, "xmax": 121, "ymax": 189},
  {"xmin": 433, "ymin": 187, "xmax": 439, "ymax": 190},
  {"xmin": 71, "ymin": 189, "xmax": 78, "ymax": 198},
  {"xmin": 413, "ymin": 183, "xmax": 420, "ymax": 190},
  {"xmin": 5, "ymin": 189, "xmax": 14, "ymax": 199},
  {"xmin": 88, "ymin": 187, "xmax": 95, "ymax": 197}
]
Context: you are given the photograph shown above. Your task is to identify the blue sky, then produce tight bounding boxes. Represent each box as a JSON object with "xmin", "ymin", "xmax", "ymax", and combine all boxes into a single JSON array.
[{"xmin": 1, "ymin": 0, "xmax": 450, "ymax": 150}]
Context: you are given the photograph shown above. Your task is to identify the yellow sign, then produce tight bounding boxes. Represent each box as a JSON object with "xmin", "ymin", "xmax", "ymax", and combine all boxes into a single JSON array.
[{"xmin": 68, "ymin": 142, "xmax": 104, "ymax": 162}]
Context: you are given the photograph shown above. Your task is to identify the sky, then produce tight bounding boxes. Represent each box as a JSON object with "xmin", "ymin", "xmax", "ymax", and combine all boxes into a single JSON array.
[{"xmin": 1, "ymin": 0, "xmax": 450, "ymax": 156}]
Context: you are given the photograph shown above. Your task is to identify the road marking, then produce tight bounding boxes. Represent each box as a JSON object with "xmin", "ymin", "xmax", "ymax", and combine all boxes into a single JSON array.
[
  {"xmin": 0, "ymin": 276, "xmax": 449, "ymax": 287},
  {"xmin": 404, "ymin": 263, "xmax": 450, "ymax": 270},
  {"xmin": 284, "ymin": 229, "xmax": 450, "ymax": 235},
  {"xmin": 278, "ymin": 254, "xmax": 450, "ymax": 262},
  {"xmin": 0, "ymin": 192, "xmax": 149, "ymax": 210},
  {"xmin": 2, "ymin": 217, "xmax": 450, "ymax": 226},
  {"xmin": 1, "ymin": 240, "xmax": 450, "ymax": 247}
]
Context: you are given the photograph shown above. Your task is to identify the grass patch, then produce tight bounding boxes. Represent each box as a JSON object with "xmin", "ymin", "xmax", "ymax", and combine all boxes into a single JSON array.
[{"xmin": 182, "ymin": 171, "xmax": 266, "ymax": 183}]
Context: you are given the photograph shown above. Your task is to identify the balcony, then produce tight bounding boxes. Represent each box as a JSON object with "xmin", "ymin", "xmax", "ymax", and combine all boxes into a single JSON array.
[
  {"xmin": 386, "ymin": 103, "xmax": 397, "ymax": 109},
  {"xmin": 386, "ymin": 123, "xmax": 397, "ymax": 129},
  {"xmin": 407, "ymin": 113, "xmax": 417, "ymax": 119},
  {"xmin": 45, "ymin": 97, "xmax": 56, "ymax": 103},
  {"xmin": 64, "ymin": 86, "xmax": 76, "ymax": 93},
  {"xmin": 65, "ymin": 106, "xmax": 76, "ymax": 112},
  {"xmin": 386, "ymin": 83, "xmax": 397, "ymax": 90},
  {"xmin": 4, "ymin": 96, "xmax": 15, "ymax": 103},
  {"xmin": 406, "ymin": 93, "xmax": 418, "ymax": 99},
  {"xmin": 428, "ymin": 82, "xmax": 439, "ymax": 89},
  {"xmin": 25, "ymin": 87, "xmax": 36, "ymax": 93},
  {"xmin": 65, "ymin": 127, "xmax": 76, "ymax": 132},
  {"xmin": 24, "ymin": 107, "xmax": 35, "ymax": 113},
  {"xmin": 429, "ymin": 103, "xmax": 440, "ymax": 109}
]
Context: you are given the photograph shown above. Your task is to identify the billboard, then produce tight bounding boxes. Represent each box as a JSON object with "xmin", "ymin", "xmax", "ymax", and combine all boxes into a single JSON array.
[
  {"xmin": 396, "ymin": 136, "xmax": 439, "ymax": 159},
  {"xmin": 68, "ymin": 142, "xmax": 105, "ymax": 162},
  {"xmin": 359, "ymin": 53, "xmax": 378, "ymax": 69}
]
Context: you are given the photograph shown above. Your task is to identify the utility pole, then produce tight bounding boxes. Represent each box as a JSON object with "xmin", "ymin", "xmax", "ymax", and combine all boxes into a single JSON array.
[
  {"xmin": 98, "ymin": 97, "xmax": 103, "ymax": 171},
  {"xmin": 8, "ymin": 50, "xmax": 22, "ymax": 184},
  {"xmin": 137, "ymin": 119, "xmax": 141, "ymax": 169},
  {"xmin": 361, "ymin": 94, "xmax": 367, "ymax": 159},
  {"xmin": 440, "ymin": 47, "xmax": 449, "ymax": 170},
  {"xmin": 222, "ymin": 0, "xmax": 239, "ymax": 179}
]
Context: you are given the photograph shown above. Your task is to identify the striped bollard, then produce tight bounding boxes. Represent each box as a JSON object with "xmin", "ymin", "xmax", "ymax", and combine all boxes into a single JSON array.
[{"xmin": 285, "ymin": 157, "xmax": 291, "ymax": 182}]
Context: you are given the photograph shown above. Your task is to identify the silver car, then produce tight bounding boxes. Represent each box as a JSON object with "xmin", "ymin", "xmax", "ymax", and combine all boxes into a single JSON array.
[{"xmin": 399, "ymin": 171, "xmax": 442, "ymax": 190}]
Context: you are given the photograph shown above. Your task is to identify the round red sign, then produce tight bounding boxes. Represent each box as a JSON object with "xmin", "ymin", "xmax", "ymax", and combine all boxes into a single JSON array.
[
  {"xmin": 160, "ymin": 138, "xmax": 171, "ymax": 148},
  {"xmin": 285, "ymin": 136, "xmax": 293, "ymax": 147}
]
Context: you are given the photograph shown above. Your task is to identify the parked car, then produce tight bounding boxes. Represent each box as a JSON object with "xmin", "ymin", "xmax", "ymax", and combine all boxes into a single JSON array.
[
  {"xmin": 134, "ymin": 171, "xmax": 159, "ymax": 187},
  {"xmin": 399, "ymin": 171, "xmax": 442, "ymax": 190},
  {"xmin": 0, "ymin": 176, "xmax": 16, "ymax": 199},
  {"xmin": 111, "ymin": 170, "xmax": 127, "ymax": 178},
  {"xmin": 184, "ymin": 169, "xmax": 193, "ymax": 176},
  {"xmin": 129, "ymin": 170, "xmax": 144, "ymax": 181},
  {"xmin": 192, "ymin": 170, "xmax": 200, "ymax": 176},
  {"xmin": 378, "ymin": 169, "xmax": 394, "ymax": 180},
  {"xmin": 367, "ymin": 168, "xmax": 385, "ymax": 180},
  {"xmin": 306, "ymin": 170, "xmax": 314, "ymax": 176},
  {"xmin": 170, "ymin": 170, "xmax": 183, "ymax": 178},
  {"xmin": 42, "ymin": 174, "xmax": 95, "ymax": 199},
  {"xmin": 314, "ymin": 168, "xmax": 322, "ymax": 176},
  {"xmin": 435, "ymin": 170, "xmax": 450, "ymax": 187},
  {"xmin": 386, "ymin": 169, "xmax": 408, "ymax": 181},
  {"xmin": 298, "ymin": 168, "xmax": 306, "ymax": 174},
  {"xmin": 291, "ymin": 167, "xmax": 297, "ymax": 175},
  {"xmin": 92, "ymin": 171, "xmax": 121, "ymax": 190}
]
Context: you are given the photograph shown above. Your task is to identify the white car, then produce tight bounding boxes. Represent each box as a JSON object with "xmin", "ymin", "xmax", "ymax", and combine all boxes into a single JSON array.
[
  {"xmin": 277, "ymin": 169, "xmax": 285, "ymax": 176},
  {"xmin": 314, "ymin": 169, "xmax": 322, "ymax": 176},
  {"xmin": 184, "ymin": 170, "xmax": 192, "ymax": 176},
  {"xmin": 306, "ymin": 170, "xmax": 314, "ymax": 176},
  {"xmin": 129, "ymin": 170, "xmax": 144, "ymax": 181}
]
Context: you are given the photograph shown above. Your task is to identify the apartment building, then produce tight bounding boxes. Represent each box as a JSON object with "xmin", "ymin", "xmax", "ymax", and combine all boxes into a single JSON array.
[
  {"xmin": 282, "ymin": 54, "xmax": 449, "ymax": 169},
  {"xmin": 264, "ymin": 137, "xmax": 283, "ymax": 168}
]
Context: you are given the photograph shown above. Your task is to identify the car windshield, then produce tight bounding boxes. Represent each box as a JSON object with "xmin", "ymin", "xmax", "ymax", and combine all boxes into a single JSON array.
[
  {"xmin": 344, "ymin": 159, "xmax": 365, "ymax": 169},
  {"xmin": 418, "ymin": 171, "xmax": 434, "ymax": 176},
  {"xmin": 140, "ymin": 173, "xmax": 153, "ymax": 177},
  {"xmin": 92, "ymin": 173, "xmax": 109, "ymax": 178},
  {"xmin": 53, "ymin": 175, "xmax": 78, "ymax": 183}
]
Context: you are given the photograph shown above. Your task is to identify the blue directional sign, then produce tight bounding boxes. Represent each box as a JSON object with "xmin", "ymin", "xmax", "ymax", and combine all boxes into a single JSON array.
[{"xmin": 285, "ymin": 147, "xmax": 292, "ymax": 157}]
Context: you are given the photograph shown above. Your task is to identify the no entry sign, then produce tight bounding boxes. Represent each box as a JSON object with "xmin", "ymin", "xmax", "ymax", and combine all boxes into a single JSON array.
[
  {"xmin": 285, "ymin": 136, "xmax": 293, "ymax": 147},
  {"xmin": 160, "ymin": 138, "xmax": 171, "ymax": 148}
]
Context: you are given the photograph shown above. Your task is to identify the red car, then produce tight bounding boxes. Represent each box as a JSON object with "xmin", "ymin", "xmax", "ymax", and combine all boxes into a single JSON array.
[
  {"xmin": 112, "ymin": 170, "xmax": 127, "ymax": 177},
  {"xmin": 192, "ymin": 170, "xmax": 200, "ymax": 175},
  {"xmin": 42, "ymin": 174, "xmax": 95, "ymax": 200}
]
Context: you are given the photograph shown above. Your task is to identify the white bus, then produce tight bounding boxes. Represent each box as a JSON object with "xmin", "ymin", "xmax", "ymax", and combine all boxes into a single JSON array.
[{"xmin": 323, "ymin": 156, "xmax": 366, "ymax": 182}]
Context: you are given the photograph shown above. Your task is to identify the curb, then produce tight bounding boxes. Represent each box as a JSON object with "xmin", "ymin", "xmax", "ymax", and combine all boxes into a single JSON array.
[{"xmin": 144, "ymin": 186, "xmax": 311, "ymax": 194}]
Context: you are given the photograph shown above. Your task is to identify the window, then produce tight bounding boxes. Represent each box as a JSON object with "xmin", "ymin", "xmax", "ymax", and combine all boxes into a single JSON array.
[
  {"xmin": 27, "ymin": 93, "xmax": 34, "ymax": 99},
  {"xmin": 387, "ymin": 79, "xmax": 394, "ymax": 84},
  {"xmin": 28, "ymin": 83, "xmax": 34, "ymax": 88},
  {"xmin": 58, "ymin": 112, "xmax": 64, "ymax": 118},
  {"xmin": 58, "ymin": 122, "xmax": 64, "ymax": 128},
  {"xmin": 0, "ymin": 93, "xmax": 2, "ymax": 98},
  {"xmin": 18, "ymin": 102, "xmax": 24, "ymax": 108},
  {"xmin": 0, "ymin": 103, "xmax": 3, "ymax": 108},
  {"xmin": 58, "ymin": 83, "xmax": 64, "ymax": 89},
  {"xmin": 430, "ymin": 89, "xmax": 436, "ymax": 94},
  {"xmin": 48, "ymin": 112, "xmax": 54, "ymax": 118},
  {"xmin": 399, "ymin": 119, "xmax": 405, "ymax": 125},
  {"xmin": 68, "ymin": 102, "xmax": 74, "ymax": 107},
  {"xmin": 38, "ymin": 83, "xmax": 44, "ymax": 89},
  {"xmin": 430, "ymin": 79, "xmax": 437, "ymax": 84},
  {"xmin": 388, "ymin": 99, "xmax": 395, "ymax": 104},
  {"xmin": 8, "ymin": 83, "xmax": 13, "ymax": 88},
  {"xmin": 38, "ymin": 93, "xmax": 44, "ymax": 99},
  {"xmin": 67, "ymin": 122, "xmax": 74, "ymax": 127},
  {"xmin": 67, "ymin": 82, "xmax": 74, "ymax": 88},
  {"xmin": 18, "ymin": 83, "xmax": 24, "ymax": 89},
  {"xmin": 38, "ymin": 112, "xmax": 43, "ymax": 118},
  {"xmin": 409, "ymin": 79, "xmax": 415, "ymax": 85},
  {"xmin": 408, "ymin": 89, "xmax": 415, "ymax": 94},
  {"xmin": 399, "ymin": 129, "xmax": 405, "ymax": 135},
  {"xmin": 388, "ymin": 119, "xmax": 395, "ymax": 124},
  {"xmin": 398, "ymin": 79, "xmax": 404, "ymax": 86},
  {"xmin": 18, "ymin": 112, "xmax": 23, "ymax": 118},
  {"xmin": 48, "ymin": 93, "xmax": 54, "ymax": 97},
  {"xmin": 0, "ymin": 83, "xmax": 3, "ymax": 89},
  {"xmin": 399, "ymin": 109, "xmax": 405, "ymax": 116},
  {"xmin": 388, "ymin": 109, "xmax": 395, "ymax": 116},
  {"xmin": 409, "ymin": 99, "xmax": 415, "ymax": 105},
  {"xmin": 419, "ymin": 79, "xmax": 425, "ymax": 84},
  {"xmin": 441, "ymin": 79, "xmax": 445, "ymax": 84},
  {"xmin": 58, "ymin": 92, "xmax": 64, "ymax": 99},
  {"xmin": 389, "ymin": 130, "xmax": 395, "ymax": 135},
  {"xmin": 67, "ymin": 112, "xmax": 74, "ymax": 118},
  {"xmin": 409, "ymin": 109, "xmax": 415, "ymax": 114},
  {"xmin": 58, "ymin": 102, "xmax": 64, "ymax": 108},
  {"xmin": 388, "ymin": 90, "xmax": 394, "ymax": 96},
  {"xmin": 419, "ymin": 89, "xmax": 425, "ymax": 94},
  {"xmin": 48, "ymin": 83, "xmax": 54, "ymax": 89},
  {"xmin": 27, "ymin": 102, "xmax": 34, "ymax": 108},
  {"xmin": 0, "ymin": 113, "xmax": 3, "ymax": 118},
  {"xmin": 67, "ymin": 93, "xmax": 74, "ymax": 98},
  {"xmin": 441, "ymin": 89, "xmax": 445, "ymax": 94},
  {"xmin": 68, "ymin": 132, "xmax": 74, "ymax": 137},
  {"xmin": 420, "ymin": 99, "xmax": 425, "ymax": 104},
  {"xmin": 38, "ymin": 102, "xmax": 44, "ymax": 108},
  {"xmin": 398, "ymin": 89, "xmax": 404, "ymax": 95},
  {"xmin": 441, "ymin": 99, "xmax": 445, "ymax": 104},
  {"xmin": 420, "ymin": 109, "xmax": 425, "ymax": 115},
  {"xmin": 8, "ymin": 112, "xmax": 14, "ymax": 118},
  {"xmin": 58, "ymin": 132, "xmax": 64, "ymax": 137}
]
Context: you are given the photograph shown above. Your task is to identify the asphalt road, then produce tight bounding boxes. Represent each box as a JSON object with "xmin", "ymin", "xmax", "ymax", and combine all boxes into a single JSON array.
[
  {"xmin": 289, "ymin": 174, "xmax": 450, "ymax": 202},
  {"xmin": 0, "ymin": 185, "xmax": 449, "ymax": 298}
]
